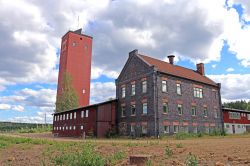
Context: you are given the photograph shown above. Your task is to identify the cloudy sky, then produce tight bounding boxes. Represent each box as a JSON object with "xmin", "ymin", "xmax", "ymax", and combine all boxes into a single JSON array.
[{"xmin": 0, "ymin": 0, "xmax": 250, "ymax": 123}]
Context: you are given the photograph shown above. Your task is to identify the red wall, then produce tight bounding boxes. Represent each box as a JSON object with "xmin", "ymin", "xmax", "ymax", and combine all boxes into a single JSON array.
[
  {"xmin": 223, "ymin": 111, "xmax": 250, "ymax": 124},
  {"xmin": 56, "ymin": 30, "xmax": 92, "ymax": 107},
  {"xmin": 52, "ymin": 100, "xmax": 117, "ymax": 138}
]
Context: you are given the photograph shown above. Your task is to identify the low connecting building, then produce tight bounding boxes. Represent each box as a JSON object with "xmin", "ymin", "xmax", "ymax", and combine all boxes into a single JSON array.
[
  {"xmin": 222, "ymin": 107, "xmax": 250, "ymax": 134},
  {"xmin": 53, "ymin": 49, "xmax": 225, "ymax": 137}
]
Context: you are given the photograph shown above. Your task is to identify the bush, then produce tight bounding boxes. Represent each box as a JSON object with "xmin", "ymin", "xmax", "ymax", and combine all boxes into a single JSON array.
[
  {"xmin": 53, "ymin": 143, "xmax": 105, "ymax": 166},
  {"xmin": 165, "ymin": 146, "xmax": 173, "ymax": 157},
  {"xmin": 185, "ymin": 153, "xmax": 199, "ymax": 166},
  {"xmin": 176, "ymin": 143, "xmax": 183, "ymax": 148},
  {"xmin": 175, "ymin": 132, "xmax": 197, "ymax": 140}
]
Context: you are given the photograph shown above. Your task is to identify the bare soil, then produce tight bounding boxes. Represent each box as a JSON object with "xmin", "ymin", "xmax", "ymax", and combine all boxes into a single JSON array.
[{"xmin": 1, "ymin": 133, "xmax": 250, "ymax": 166}]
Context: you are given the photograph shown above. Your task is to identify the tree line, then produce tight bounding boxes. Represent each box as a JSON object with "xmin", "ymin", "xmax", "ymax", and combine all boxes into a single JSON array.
[{"xmin": 223, "ymin": 100, "xmax": 250, "ymax": 111}]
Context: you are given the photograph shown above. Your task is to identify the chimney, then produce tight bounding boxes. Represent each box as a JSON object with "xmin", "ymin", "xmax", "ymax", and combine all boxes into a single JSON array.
[
  {"xmin": 129, "ymin": 49, "xmax": 138, "ymax": 57},
  {"xmin": 168, "ymin": 55, "xmax": 175, "ymax": 65},
  {"xmin": 196, "ymin": 63, "xmax": 205, "ymax": 75}
]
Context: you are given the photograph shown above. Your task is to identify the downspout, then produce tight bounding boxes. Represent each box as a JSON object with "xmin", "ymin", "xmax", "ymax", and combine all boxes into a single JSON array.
[
  {"xmin": 153, "ymin": 69, "xmax": 159, "ymax": 138},
  {"xmin": 217, "ymin": 83, "xmax": 224, "ymax": 133}
]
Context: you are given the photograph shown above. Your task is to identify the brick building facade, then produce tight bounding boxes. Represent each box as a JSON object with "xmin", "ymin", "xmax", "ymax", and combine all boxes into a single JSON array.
[{"xmin": 116, "ymin": 50, "xmax": 223, "ymax": 137}]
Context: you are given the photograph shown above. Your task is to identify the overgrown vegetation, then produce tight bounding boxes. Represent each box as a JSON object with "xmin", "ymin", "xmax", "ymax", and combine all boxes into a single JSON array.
[
  {"xmin": 165, "ymin": 146, "xmax": 173, "ymax": 157},
  {"xmin": 106, "ymin": 150, "xmax": 126, "ymax": 165},
  {"xmin": 185, "ymin": 153, "xmax": 199, "ymax": 166},
  {"xmin": 0, "ymin": 122, "xmax": 52, "ymax": 132},
  {"xmin": 55, "ymin": 71, "xmax": 79, "ymax": 112},
  {"xmin": 176, "ymin": 143, "xmax": 183, "ymax": 148}
]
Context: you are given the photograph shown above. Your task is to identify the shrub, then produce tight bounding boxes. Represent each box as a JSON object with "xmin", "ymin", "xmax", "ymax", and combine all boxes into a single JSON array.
[
  {"xmin": 175, "ymin": 132, "xmax": 196, "ymax": 140},
  {"xmin": 185, "ymin": 153, "xmax": 199, "ymax": 166},
  {"xmin": 106, "ymin": 150, "xmax": 126, "ymax": 165},
  {"xmin": 176, "ymin": 143, "xmax": 183, "ymax": 148},
  {"xmin": 165, "ymin": 146, "xmax": 173, "ymax": 157}
]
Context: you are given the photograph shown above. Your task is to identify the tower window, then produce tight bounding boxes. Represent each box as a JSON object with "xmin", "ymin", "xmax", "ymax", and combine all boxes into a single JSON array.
[{"xmin": 72, "ymin": 42, "xmax": 77, "ymax": 46}]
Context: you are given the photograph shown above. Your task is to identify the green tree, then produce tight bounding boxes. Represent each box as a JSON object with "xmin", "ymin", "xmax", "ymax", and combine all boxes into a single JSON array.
[
  {"xmin": 223, "ymin": 100, "xmax": 250, "ymax": 111},
  {"xmin": 55, "ymin": 72, "xmax": 78, "ymax": 112}
]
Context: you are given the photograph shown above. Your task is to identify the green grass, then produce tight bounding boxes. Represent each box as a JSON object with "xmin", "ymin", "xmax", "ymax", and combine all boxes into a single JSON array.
[
  {"xmin": 106, "ymin": 150, "xmax": 126, "ymax": 166},
  {"xmin": 176, "ymin": 143, "xmax": 183, "ymax": 148}
]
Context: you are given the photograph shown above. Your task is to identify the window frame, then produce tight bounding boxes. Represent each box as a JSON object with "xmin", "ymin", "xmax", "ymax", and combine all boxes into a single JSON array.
[
  {"xmin": 142, "ymin": 103, "xmax": 148, "ymax": 115},
  {"xmin": 131, "ymin": 104, "xmax": 136, "ymax": 116},
  {"xmin": 163, "ymin": 102, "xmax": 169, "ymax": 114},
  {"xmin": 131, "ymin": 84, "xmax": 135, "ymax": 96},
  {"xmin": 162, "ymin": 80, "xmax": 167, "ymax": 93},
  {"xmin": 177, "ymin": 104, "xmax": 183, "ymax": 115},
  {"xmin": 176, "ymin": 83, "xmax": 182, "ymax": 95},
  {"xmin": 121, "ymin": 87, "xmax": 126, "ymax": 98},
  {"xmin": 191, "ymin": 106, "xmax": 197, "ymax": 116}
]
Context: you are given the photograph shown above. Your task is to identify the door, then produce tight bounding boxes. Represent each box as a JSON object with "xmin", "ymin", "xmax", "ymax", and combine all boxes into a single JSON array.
[{"xmin": 232, "ymin": 125, "xmax": 235, "ymax": 134}]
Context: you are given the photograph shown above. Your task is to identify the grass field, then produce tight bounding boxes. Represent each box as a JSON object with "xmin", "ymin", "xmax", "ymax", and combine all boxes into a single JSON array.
[{"xmin": 0, "ymin": 133, "xmax": 250, "ymax": 166}]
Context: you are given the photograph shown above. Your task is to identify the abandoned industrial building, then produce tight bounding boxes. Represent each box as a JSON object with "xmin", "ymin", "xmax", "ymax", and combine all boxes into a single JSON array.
[{"xmin": 52, "ymin": 29, "xmax": 249, "ymax": 137}]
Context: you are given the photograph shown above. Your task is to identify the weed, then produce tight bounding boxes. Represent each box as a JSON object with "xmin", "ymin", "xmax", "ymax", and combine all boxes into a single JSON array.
[
  {"xmin": 145, "ymin": 159, "xmax": 153, "ymax": 166},
  {"xmin": 176, "ymin": 143, "xmax": 183, "ymax": 148},
  {"xmin": 106, "ymin": 150, "xmax": 126, "ymax": 165},
  {"xmin": 185, "ymin": 153, "xmax": 199, "ymax": 166},
  {"xmin": 165, "ymin": 146, "xmax": 173, "ymax": 157}
]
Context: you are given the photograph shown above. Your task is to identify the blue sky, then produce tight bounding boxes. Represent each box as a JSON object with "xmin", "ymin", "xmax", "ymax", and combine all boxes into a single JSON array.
[{"xmin": 0, "ymin": 0, "xmax": 250, "ymax": 123}]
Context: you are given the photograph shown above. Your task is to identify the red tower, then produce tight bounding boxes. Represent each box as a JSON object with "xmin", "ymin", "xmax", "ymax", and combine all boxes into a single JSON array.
[{"xmin": 56, "ymin": 29, "xmax": 92, "ymax": 107}]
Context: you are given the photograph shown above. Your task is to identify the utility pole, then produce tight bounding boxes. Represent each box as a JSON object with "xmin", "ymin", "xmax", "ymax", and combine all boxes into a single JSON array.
[{"xmin": 44, "ymin": 113, "xmax": 47, "ymax": 127}]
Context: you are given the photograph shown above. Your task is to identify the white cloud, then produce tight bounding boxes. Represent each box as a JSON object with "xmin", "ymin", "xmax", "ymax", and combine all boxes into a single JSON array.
[
  {"xmin": 212, "ymin": 64, "xmax": 217, "ymax": 69},
  {"xmin": 226, "ymin": 67, "xmax": 235, "ymax": 72},
  {"xmin": 0, "ymin": 104, "xmax": 11, "ymax": 110},
  {"xmin": 208, "ymin": 74, "xmax": 250, "ymax": 102},
  {"xmin": 90, "ymin": 82, "xmax": 116, "ymax": 104}
]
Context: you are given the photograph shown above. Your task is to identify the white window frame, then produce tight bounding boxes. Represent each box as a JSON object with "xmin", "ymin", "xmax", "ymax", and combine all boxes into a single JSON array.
[
  {"xmin": 85, "ymin": 110, "xmax": 89, "ymax": 117},
  {"xmin": 74, "ymin": 112, "xmax": 76, "ymax": 119},
  {"xmin": 121, "ymin": 106, "xmax": 126, "ymax": 117},
  {"xmin": 203, "ymin": 107, "xmax": 208, "ymax": 117},
  {"xmin": 70, "ymin": 113, "xmax": 72, "ymax": 119},
  {"xmin": 73, "ymin": 126, "xmax": 76, "ymax": 130},
  {"xmin": 178, "ymin": 104, "xmax": 183, "ymax": 115},
  {"xmin": 81, "ymin": 111, "xmax": 84, "ymax": 118},
  {"xmin": 174, "ymin": 125, "xmax": 179, "ymax": 133},
  {"xmin": 143, "ymin": 103, "xmax": 147, "ymax": 114},
  {"xmin": 142, "ymin": 125, "xmax": 147, "ymax": 134},
  {"xmin": 194, "ymin": 87, "xmax": 203, "ymax": 98},
  {"xmin": 164, "ymin": 126, "xmax": 170, "ymax": 134},
  {"xmin": 247, "ymin": 114, "xmax": 250, "ymax": 120},
  {"xmin": 163, "ymin": 102, "xmax": 169, "ymax": 114},
  {"xmin": 131, "ymin": 124, "xmax": 135, "ymax": 133},
  {"xmin": 131, "ymin": 84, "xmax": 135, "ymax": 96},
  {"xmin": 191, "ymin": 106, "xmax": 197, "ymax": 116},
  {"xmin": 131, "ymin": 104, "xmax": 136, "ymax": 116},
  {"xmin": 176, "ymin": 83, "xmax": 181, "ymax": 95},
  {"xmin": 122, "ymin": 87, "xmax": 126, "ymax": 98},
  {"xmin": 142, "ymin": 81, "xmax": 147, "ymax": 93},
  {"xmin": 162, "ymin": 80, "xmax": 167, "ymax": 93}
]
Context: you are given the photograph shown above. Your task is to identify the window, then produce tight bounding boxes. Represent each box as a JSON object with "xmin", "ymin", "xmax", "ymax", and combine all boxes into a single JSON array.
[
  {"xmin": 81, "ymin": 111, "xmax": 84, "ymax": 118},
  {"xmin": 183, "ymin": 126, "xmax": 189, "ymax": 133},
  {"xmin": 59, "ymin": 127, "xmax": 61, "ymax": 130},
  {"xmin": 69, "ymin": 126, "xmax": 72, "ymax": 130},
  {"xmin": 81, "ymin": 125, "xmax": 83, "ymax": 130},
  {"xmin": 54, "ymin": 116, "xmax": 56, "ymax": 122},
  {"xmin": 174, "ymin": 125, "xmax": 179, "ymax": 133},
  {"xmin": 62, "ymin": 127, "xmax": 64, "ymax": 131},
  {"xmin": 121, "ymin": 106, "xmax": 126, "ymax": 117},
  {"xmin": 163, "ymin": 102, "xmax": 169, "ymax": 114},
  {"xmin": 60, "ymin": 115, "xmax": 62, "ymax": 121},
  {"xmin": 247, "ymin": 114, "xmax": 250, "ymax": 120},
  {"xmin": 238, "ymin": 125, "xmax": 241, "ymax": 128},
  {"xmin": 176, "ymin": 83, "xmax": 181, "ymax": 95},
  {"xmin": 178, "ymin": 104, "xmax": 183, "ymax": 115},
  {"xmin": 205, "ymin": 127, "xmax": 209, "ymax": 133},
  {"xmin": 143, "ymin": 103, "xmax": 147, "ymax": 114},
  {"xmin": 229, "ymin": 112, "xmax": 241, "ymax": 119},
  {"xmin": 72, "ymin": 41, "xmax": 76, "ymax": 46},
  {"xmin": 131, "ymin": 124, "xmax": 135, "ymax": 133},
  {"xmin": 226, "ymin": 124, "xmax": 229, "ymax": 128},
  {"xmin": 214, "ymin": 91, "xmax": 217, "ymax": 99},
  {"xmin": 56, "ymin": 116, "xmax": 58, "ymax": 121},
  {"xmin": 142, "ymin": 81, "xmax": 147, "ymax": 93},
  {"xmin": 85, "ymin": 110, "xmax": 89, "ymax": 117},
  {"xmin": 203, "ymin": 108, "xmax": 208, "ymax": 117},
  {"xmin": 162, "ymin": 80, "xmax": 167, "ymax": 92},
  {"xmin": 74, "ymin": 112, "xmax": 76, "ymax": 119},
  {"xmin": 191, "ymin": 106, "xmax": 197, "ymax": 116},
  {"xmin": 193, "ymin": 126, "xmax": 197, "ymax": 133},
  {"xmin": 131, "ymin": 105, "xmax": 136, "ymax": 115},
  {"xmin": 214, "ymin": 110, "xmax": 218, "ymax": 118},
  {"xmin": 131, "ymin": 84, "xmax": 135, "ymax": 96},
  {"xmin": 194, "ymin": 87, "xmax": 203, "ymax": 98},
  {"xmin": 121, "ymin": 87, "xmax": 126, "ymax": 98},
  {"xmin": 63, "ymin": 114, "xmax": 65, "ymax": 120},
  {"xmin": 66, "ymin": 126, "xmax": 68, "ymax": 130},
  {"xmin": 142, "ymin": 125, "xmax": 147, "ymax": 134},
  {"xmin": 73, "ymin": 126, "xmax": 76, "ymax": 130},
  {"xmin": 164, "ymin": 126, "xmax": 169, "ymax": 133}
]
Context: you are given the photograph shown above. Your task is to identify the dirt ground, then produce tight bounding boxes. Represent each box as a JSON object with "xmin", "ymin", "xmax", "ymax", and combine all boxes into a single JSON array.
[{"xmin": 1, "ymin": 133, "xmax": 250, "ymax": 166}]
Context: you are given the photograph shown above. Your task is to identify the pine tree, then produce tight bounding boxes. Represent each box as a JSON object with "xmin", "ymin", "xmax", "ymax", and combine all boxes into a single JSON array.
[{"xmin": 55, "ymin": 72, "xmax": 78, "ymax": 112}]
